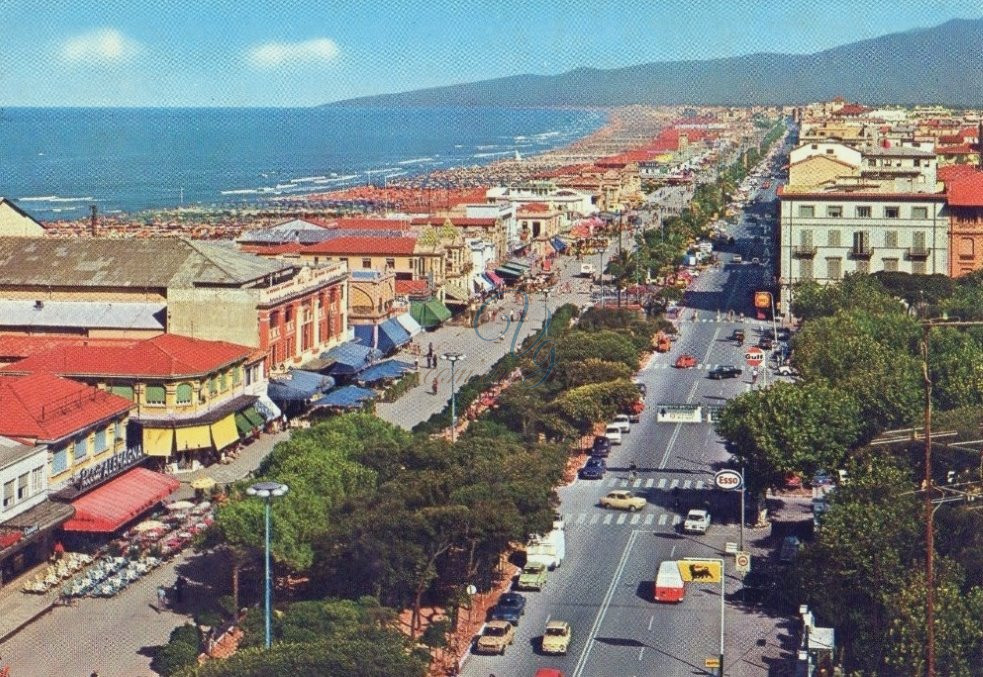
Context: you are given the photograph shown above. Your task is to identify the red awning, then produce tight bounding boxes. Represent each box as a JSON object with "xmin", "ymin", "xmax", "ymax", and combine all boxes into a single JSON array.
[
  {"xmin": 61, "ymin": 467, "xmax": 180, "ymax": 533},
  {"xmin": 485, "ymin": 270, "xmax": 505, "ymax": 287}
]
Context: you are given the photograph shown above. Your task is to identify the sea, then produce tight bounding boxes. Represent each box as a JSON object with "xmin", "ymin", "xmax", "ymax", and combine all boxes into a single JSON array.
[{"xmin": 0, "ymin": 106, "xmax": 607, "ymax": 217}]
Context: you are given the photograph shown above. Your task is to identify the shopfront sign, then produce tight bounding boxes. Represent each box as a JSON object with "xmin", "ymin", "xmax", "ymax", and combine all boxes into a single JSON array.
[{"xmin": 72, "ymin": 445, "xmax": 144, "ymax": 491}]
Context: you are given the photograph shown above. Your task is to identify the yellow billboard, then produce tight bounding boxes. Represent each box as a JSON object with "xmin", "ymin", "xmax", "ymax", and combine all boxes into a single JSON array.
[{"xmin": 678, "ymin": 559, "xmax": 722, "ymax": 583}]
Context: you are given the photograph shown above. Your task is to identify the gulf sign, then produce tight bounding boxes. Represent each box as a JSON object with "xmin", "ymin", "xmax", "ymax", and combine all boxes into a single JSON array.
[{"xmin": 714, "ymin": 469, "xmax": 743, "ymax": 490}]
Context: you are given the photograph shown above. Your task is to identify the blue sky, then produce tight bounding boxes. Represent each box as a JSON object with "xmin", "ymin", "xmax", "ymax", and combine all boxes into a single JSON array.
[{"xmin": 1, "ymin": 0, "xmax": 979, "ymax": 107}]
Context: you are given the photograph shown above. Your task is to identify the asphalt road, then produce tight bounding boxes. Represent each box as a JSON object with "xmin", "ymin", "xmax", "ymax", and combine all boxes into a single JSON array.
[{"xmin": 461, "ymin": 164, "xmax": 791, "ymax": 677}]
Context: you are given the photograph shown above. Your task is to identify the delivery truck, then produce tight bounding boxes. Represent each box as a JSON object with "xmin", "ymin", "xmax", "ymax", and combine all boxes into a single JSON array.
[
  {"xmin": 654, "ymin": 560, "xmax": 685, "ymax": 603},
  {"xmin": 526, "ymin": 527, "xmax": 566, "ymax": 570}
]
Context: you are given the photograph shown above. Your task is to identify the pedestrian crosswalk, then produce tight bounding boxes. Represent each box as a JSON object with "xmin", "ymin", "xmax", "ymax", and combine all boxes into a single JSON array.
[
  {"xmin": 598, "ymin": 477, "xmax": 707, "ymax": 490},
  {"xmin": 566, "ymin": 510, "xmax": 684, "ymax": 528}
]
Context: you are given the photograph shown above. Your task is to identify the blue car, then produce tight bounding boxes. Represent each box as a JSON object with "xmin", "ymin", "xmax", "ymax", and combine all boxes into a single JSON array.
[
  {"xmin": 489, "ymin": 592, "xmax": 526, "ymax": 625},
  {"xmin": 580, "ymin": 457, "xmax": 607, "ymax": 480}
]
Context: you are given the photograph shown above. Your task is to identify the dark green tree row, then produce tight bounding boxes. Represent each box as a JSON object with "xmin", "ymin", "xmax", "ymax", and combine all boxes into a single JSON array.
[{"xmin": 715, "ymin": 271, "xmax": 983, "ymax": 673}]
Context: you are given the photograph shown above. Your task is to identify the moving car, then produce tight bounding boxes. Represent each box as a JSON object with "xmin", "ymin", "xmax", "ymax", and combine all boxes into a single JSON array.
[
  {"xmin": 600, "ymin": 490, "xmax": 647, "ymax": 512},
  {"xmin": 541, "ymin": 620, "xmax": 572, "ymax": 655},
  {"xmin": 489, "ymin": 592, "xmax": 526, "ymax": 625},
  {"xmin": 474, "ymin": 620, "xmax": 515, "ymax": 655},
  {"xmin": 683, "ymin": 509, "xmax": 711, "ymax": 534},
  {"xmin": 516, "ymin": 562, "xmax": 548, "ymax": 591},
  {"xmin": 610, "ymin": 414, "xmax": 631, "ymax": 434},
  {"xmin": 579, "ymin": 457, "xmax": 606, "ymax": 480},
  {"xmin": 591, "ymin": 435, "xmax": 612, "ymax": 457},
  {"xmin": 708, "ymin": 365, "xmax": 743, "ymax": 380},
  {"xmin": 604, "ymin": 425, "xmax": 623, "ymax": 446},
  {"xmin": 674, "ymin": 354, "xmax": 697, "ymax": 369},
  {"xmin": 654, "ymin": 560, "xmax": 685, "ymax": 603}
]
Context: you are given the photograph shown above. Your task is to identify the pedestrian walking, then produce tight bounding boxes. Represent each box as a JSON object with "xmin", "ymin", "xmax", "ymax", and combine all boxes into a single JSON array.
[
  {"xmin": 175, "ymin": 575, "xmax": 186, "ymax": 604},
  {"xmin": 413, "ymin": 357, "xmax": 419, "ymax": 371},
  {"xmin": 427, "ymin": 342, "xmax": 434, "ymax": 358},
  {"xmin": 432, "ymin": 377, "xmax": 439, "ymax": 395},
  {"xmin": 508, "ymin": 309, "xmax": 515, "ymax": 323},
  {"xmin": 156, "ymin": 585, "xmax": 167, "ymax": 612}
]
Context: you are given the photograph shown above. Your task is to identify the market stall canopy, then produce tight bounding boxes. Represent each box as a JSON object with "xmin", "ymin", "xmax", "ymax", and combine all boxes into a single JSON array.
[
  {"xmin": 410, "ymin": 299, "xmax": 452, "ymax": 329},
  {"xmin": 321, "ymin": 342, "xmax": 383, "ymax": 376},
  {"xmin": 61, "ymin": 468, "xmax": 179, "ymax": 533},
  {"xmin": 313, "ymin": 385, "xmax": 376, "ymax": 409},
  {"xmin": 267, "ymin": 370, "xmax": 336, "ymax": 402},
  {"xmin": 484, "ymin": 270, "xmax": 505, "ymax": 287},
  {"xmin": 395, "ymin": 312, "xmax": 422, "ymax": 337},
  {"xmin": 360, "ymin": 317, "xmax": 413, "ymax": 355},
  {"xmin": 356, "ymin": 359, "xmax": 413, "ymax": 384},
  {"xmin": 551, "ymin": 237, "xmax": 568, "ymax": 252}
]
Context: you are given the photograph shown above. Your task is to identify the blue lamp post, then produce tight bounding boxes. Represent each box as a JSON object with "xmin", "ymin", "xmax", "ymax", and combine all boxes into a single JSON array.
[{"xmin": 246, "ymin": 480, "xmax": 289, "ymax": 649}]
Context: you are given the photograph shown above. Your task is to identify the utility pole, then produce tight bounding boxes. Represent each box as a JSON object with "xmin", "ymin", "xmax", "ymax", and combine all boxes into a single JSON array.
[{"xmin": 617, "ymin": 210, "xmax": 624, "ymax": 308}]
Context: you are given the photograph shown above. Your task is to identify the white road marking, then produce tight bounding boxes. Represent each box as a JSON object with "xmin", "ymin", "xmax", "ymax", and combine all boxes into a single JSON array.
[
  {"xmin": 644, "ymin": 514, "xmax": 654, "ymax": 525},
  {"xmin": 619, "ymin": 480, "xmax": 628, "ymax": 488},
  {"xmin": 648, "ymin": 615, "xmax": 654, "ymax": 631},
  {"xmin": 683, "ymin": 480, "xmax": 692, "ymax": 489},
  {"xmin": 672, "ymin": 515, "xmax": 682, "ymax": 526},
  {"xmin": 630, "ymin": 514, "xmax": 641, "ymax": 525},
  {"xmin": 603, "ymin": 514, "xmax": 613, "ymax": 525},
  {"xmin": 632, "ymin": 479, "xmax": 642, "ymax": 488},
  {"xmin": 696, "ymin": 480, "xmax": 705, "ymax": 490},
  {"xmin": 644, "ymin": 478, "xmax": 654, "ymax": 488},
  {"xmin": 616, "ymin": 513, "xmax": 627, "ymax": 525},
  {"xmin": 606, "ymin": 478, "xmax": 618, "ymax": 487},
  {"xmin": 658, "ymin": 514, "xmax": 668, "ymax": 526},
  {"xmin": 669, "ymin": 479, "xmax": 679, "ymax": 489},
  {"xmin": 590, "ymin": 514, "xmax": 600, "ymax": 525},
  {"xmin": 571, "ymin": 530, "xmax": 642, "ymax": 677},
  {"xmin": 638, "ymin": 647, "xmax": 645, "ymax": 661},
  {"xmin": 657, "ymin": 478, "xmax": 667, "ymax": 489}
]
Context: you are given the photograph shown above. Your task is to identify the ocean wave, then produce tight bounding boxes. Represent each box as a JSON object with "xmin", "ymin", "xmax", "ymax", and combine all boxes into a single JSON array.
[
  {"xmin": 364, "ymin": 167, "xmax": 400, "ymax": 175},
  {"xmin": 220, "ymin": 188, "xmax": 262, "ymax": 195},
  {"xmin": 19, "ymin": 195, "xmax": 94, "ymax": 203},
  {"xmin": 476, "ymin": 145, "xmax": 498, "ymax": 150},
  {"xmin": 472, "ymin": 151, "xmax": 513, "ymax": 158},
  {"xmin": 312, "ymin": 174, "xmax": 359, "ymax": 184},
  {"xmin": 397, "ymin": 157, "xmax": 434, "ymax": 165},
  {"xmin": 289, "ymin": 176, "xmax": 328, "ymax": 184}
]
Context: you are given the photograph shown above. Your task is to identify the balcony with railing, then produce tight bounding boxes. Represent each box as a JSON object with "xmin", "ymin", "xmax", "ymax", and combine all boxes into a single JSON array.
[
  {"xmin": 848, "ymin": 246, "xmax": 873, "ymax": 259},
  {"xmin": 791, "ymin": 245, "xmax": 817, "ymax": 258},
  {"xmin": 906, "ymin": 246, "xmax": 931, "ymax": 259}
]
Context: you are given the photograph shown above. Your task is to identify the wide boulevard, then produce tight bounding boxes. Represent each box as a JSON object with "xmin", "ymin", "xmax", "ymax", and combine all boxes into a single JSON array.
[{"xmin": 461, "ymin": 172, "xmax": 790, "ymax": 677}]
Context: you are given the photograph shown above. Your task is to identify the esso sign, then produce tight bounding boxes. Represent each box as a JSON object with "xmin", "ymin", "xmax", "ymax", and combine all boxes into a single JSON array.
[{"xmin": 714, "ymin": 469, "xmax": 743, "ymax": 490}]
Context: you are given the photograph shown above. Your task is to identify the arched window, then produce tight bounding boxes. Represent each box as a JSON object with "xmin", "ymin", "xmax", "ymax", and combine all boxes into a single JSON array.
[
  {"xmin": 176, "ymin": 383, "xmax": 193, "ymax": 404},
  {"xmin": 145, "ymin": 384, "xmax": 166, "ymax": 405}
]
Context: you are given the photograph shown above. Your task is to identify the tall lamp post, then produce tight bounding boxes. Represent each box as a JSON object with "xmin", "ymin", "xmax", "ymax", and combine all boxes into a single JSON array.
[
  {"xmin": 246, "ymin": 481, "xmax": 289, "ymax": 649},
  {"xmin": 441, "ymin": 351, "xmax": 465, "ymax": 442}
]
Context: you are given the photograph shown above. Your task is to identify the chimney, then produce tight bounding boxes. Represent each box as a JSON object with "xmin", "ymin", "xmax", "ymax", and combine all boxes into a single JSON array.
[{"xmin": 90, "ymin": 204, "xmax": 98, "ymax": 237}]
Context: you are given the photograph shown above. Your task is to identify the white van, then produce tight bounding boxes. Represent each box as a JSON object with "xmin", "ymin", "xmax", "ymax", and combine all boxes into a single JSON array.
[{"xmin": 604, "ymin": 425, "xmax": 623, "ymax": 445}]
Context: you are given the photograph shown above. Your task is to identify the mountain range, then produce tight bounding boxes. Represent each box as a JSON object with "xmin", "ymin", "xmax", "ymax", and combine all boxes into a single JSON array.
[{"xmin": 327, "ymin": 18, "xmax": 983, "ymax": 108}]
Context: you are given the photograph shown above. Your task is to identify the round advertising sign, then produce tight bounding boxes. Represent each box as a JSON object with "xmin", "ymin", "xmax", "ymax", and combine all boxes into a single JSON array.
[
  {"xmin": 714, "ymin": 469, "xmax": 743, "ymax": 490},
  {"xmin": 744, "ymin": 346, "xmax": 764, "ymax": 367}
]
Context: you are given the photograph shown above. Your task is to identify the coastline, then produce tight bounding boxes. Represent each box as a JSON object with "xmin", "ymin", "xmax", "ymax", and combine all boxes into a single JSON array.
[{"xmin": 39, "ymin": 105, "xmax": 672, "ymax": 239}]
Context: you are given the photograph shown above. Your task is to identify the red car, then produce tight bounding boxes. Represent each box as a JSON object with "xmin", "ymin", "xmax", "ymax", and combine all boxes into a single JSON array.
[{"xmin": 674, "ymin": 354, "xmax": 697, "ymax": 368}]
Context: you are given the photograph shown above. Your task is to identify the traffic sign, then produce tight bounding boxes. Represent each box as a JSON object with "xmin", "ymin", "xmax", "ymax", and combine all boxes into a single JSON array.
[
  {"xmin": 744, "ymin": 346, "xmax": 764, "ymax": 366},
  {"xmin": 735, "ymin": 551, "xmax": 751, "ymax": 573},
  {"xmin": 714, "ymin": 469, "xmax": 743, "ymax": 490}
]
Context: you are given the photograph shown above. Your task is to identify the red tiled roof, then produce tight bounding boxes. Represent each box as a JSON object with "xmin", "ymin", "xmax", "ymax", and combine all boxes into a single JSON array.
[
  {"xmin": 3, "ymin": 333, "xmax": 253, "ymax": 379},
  {"xmin": 937, "ymin": 144, "xmax": 976, "ymax": 155},
  {"xmin": 0, "ymin": 372, "xmax": 133, "ymax": 443},
  {"xmin": 0, "ymin": 335, "xmax": 137, "ymax": 363},
  {"xmin": 330, "ymin": 218, "xmax": 411, "ymax": 230},
  {"xmin": 301, "ymin": 235, "xmax": 418, "ymax": 256},
  {"xmin": 395, "ymin": 279, "xmax": 429, "ymax": 295},
  {"xmin": 946, "ymin": 172, "xmax": 983, "ymax": 207},
  {"xmin": 238, "ymin": 242, "xmax": 303, "ymax": 255},
  {"xmin": 938, "ymin": 165, "xmax": 980, "ymax": 184},
  {"xmin": 518, "ymin": 203, "xmax": 551, "ymax": 214},
  {"xmin": 938, "ymin": 134, "xmax": 963, "ymax": 145}
]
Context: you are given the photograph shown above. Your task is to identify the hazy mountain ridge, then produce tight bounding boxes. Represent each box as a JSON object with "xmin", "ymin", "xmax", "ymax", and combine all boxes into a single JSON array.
[{"xmin": 326, "ymin": 18, "xmax": 983, "ymax": 108}]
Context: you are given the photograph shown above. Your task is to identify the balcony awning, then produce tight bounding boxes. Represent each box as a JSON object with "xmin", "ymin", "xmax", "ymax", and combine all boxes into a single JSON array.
[
  {"xmin": 142, "ymin": 428, "xmax": 174, "ymax": 457},
  {"xmin": 210, "ymin": 415, "xmax": 239, "ymax": 451},
  {"xmin": 61, "ymin": 468, "xmax": 179, "ymax": 533},
  {"xmin": 175, "ymin": 426, "xmax": 212, "ymax": 452}
]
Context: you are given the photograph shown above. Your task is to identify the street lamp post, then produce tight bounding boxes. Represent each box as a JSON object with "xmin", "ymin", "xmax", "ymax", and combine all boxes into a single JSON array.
[
  {"xmin": 440, "ymin": 351, "xmax": 465, "ymax": 442},
  {"xmin": 246, "ymin": 481, "xmax": 289, "ymax": 649}
]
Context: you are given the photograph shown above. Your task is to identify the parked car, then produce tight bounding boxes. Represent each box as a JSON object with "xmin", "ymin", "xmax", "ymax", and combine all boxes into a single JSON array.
[
  {"xmin": 683, "ymin": 509, "xmax": 711, "ymax": 534},
  {"xmin": 674, "ymin": 354, "xmax": 697, "ymax": 369},
  {"xmin": 600, "ymin": 490, "xmax": 647, "ymax": 512},
  {"xmin": 625, "ymin": 399, "xmax": 644, "ymax": 423},
  {"xmin": 633, "ymin": 381, "xmax": 647, "ymax": 397},
  {"xmin": 579, "ymin": 457, "xmax": 606, "ymax": 480},
  {"xmin": 489, "ymin": 592, "xmax": 526, "ymax": 625},
  {"xmin": 758, "ymin": 336, "xmax": 774, "ymax": 350},
  {"xmin": 516, "ymin": 562, "xmax": 548, "ymax": 591},
  {"xmin": 778, "ymin": 535, "xmax": 801, "ymax": 563},
  {"xmin": 732, "ymin": 254, "xmax": 743, "ymax": 264},
  {"xmin": 604, "ymin": 425, "xmax": 623, "ymax": 446},
  {"xmin": 591, "ymin": 435, "xmax": 612, "ymax": 457},
  {"xmin": 610, "ymin": 415, "xmax": 631, "ymax": 434},
  {"xmin": 535, "ymin": 669, "xmax": 565, "ymax": 677},
  {"xmin": 541, "ymin": 620, "xmax": 572, "ymax": 655},
  {"xmin": 776, "ymin": 364, "xmax": 798, "ymax": 377},
  {"xmin": 731, "ymin": 329, "xmax": 745, "ymax": 343},
  {"xmin": 474, "ymin": 620, "xmax": 515, "ymax": 654},
  {"xmin": 708, "ymin": 365, "xmax": 743, "ymax": 380}
]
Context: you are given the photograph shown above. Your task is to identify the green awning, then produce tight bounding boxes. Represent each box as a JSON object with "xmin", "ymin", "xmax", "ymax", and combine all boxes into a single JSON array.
[
  {"xmin": 235, "ymin": 412, "xmax": 253, "ymax": 436},
  {"xmin": 242, "ymin": 406, "xmax": 264, "ymax": 427},
  {"xmin": 443, "ymin": 281, "xmax": 471, "ymax": 302},
  {"xmin": 411, "ymin": 298, "xmax": 453, "ymax": 328}
]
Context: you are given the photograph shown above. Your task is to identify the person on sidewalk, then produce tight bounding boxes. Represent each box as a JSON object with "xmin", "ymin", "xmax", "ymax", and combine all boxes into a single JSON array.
[
  {"xmin": 432, "ymin": 377, "xmax": 439, "ymax": 395},
  {"xmin": 174, "ymin": 575, "xmax": 186, "ymax": 604},
  {"xmin": 156, "ymin": 585, "xmax": 167, "ymax": 612}
]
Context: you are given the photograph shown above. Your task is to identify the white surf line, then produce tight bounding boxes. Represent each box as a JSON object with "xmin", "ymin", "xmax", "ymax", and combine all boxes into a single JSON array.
[{"xmin": 571, "ymin": 529, "xmax": 641, "ymax": 677}]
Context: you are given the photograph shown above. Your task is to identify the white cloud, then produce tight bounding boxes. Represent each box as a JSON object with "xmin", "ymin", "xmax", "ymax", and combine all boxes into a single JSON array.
[
  {"xmin": 61, "ymin": 28, "xmax": 142, "ymax": 64},
  {"xmin": 247, "ymin": 38, "xmax": 340, "ymax": 68}
]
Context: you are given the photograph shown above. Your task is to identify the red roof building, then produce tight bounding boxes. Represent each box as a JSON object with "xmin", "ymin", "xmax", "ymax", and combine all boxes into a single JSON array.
[
  {"xmin": 945, "ymin": 170, "xmax": 983, "ymax": 277},
  {"xmin": 301, "ymin": 236, "xmax": 419, "ymax": 256}
]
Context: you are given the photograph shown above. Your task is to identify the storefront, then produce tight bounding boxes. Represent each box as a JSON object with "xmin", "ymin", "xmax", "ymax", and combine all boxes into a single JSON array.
[
  {"xmin": 0, "ymin": 500, "xmax": 75, "ymax": 585},
  {"xmin": 59, "ymin": 467, "xmax": 179, "ymax": 534}
]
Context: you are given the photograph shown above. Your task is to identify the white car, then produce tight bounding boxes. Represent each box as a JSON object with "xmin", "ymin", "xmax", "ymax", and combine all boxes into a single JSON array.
[
  {"xmin": 776, "ymin": 365, "xmax": 798, "ymax": 377},
  {"xmin": 604, "ymin": 425, "xmax": 623, "ymax": 445},
  {"xmin": 683, "ymin": 509, "xmax": 711, "ymax": 534},
  {"xmin": 610, "ymin": 415, "xmax": 631, "ymax": 434}
]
